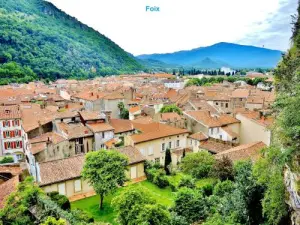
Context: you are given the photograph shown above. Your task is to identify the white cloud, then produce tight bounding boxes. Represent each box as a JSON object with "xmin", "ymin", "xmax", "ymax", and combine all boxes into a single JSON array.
[{"xmin": 48, "ymin": 0, "xmax": 296, "ymax": 55}]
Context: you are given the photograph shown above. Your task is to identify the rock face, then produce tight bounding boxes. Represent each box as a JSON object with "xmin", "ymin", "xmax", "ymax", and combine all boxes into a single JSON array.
[{"xmin": 285, "ymin": 167, "xmax": 300, "ymax": 225}]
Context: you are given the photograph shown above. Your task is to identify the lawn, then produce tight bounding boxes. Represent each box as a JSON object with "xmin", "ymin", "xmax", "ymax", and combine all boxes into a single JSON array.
[{"xmin": 71, "ymin": 180, "xmax": 175, "ymax": 225}]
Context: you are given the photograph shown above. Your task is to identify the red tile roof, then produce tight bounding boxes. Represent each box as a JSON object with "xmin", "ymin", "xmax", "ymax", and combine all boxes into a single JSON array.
[
  {"xmin": 161, "ymin": 112, "xmax": 182, "ymax": 121},
  {"xmin": 188, "ymin": 132, "xmax": 208, "ymax": 141},
  {"xmin": 216, "ymin": 141, "xmax": 266, "ymax": 161},
  {"xmin": 0, "ymin": 176, "xmax": 19, "ymax": 208},
  {"xmin": 200, "ymin": 140, "xmax": 232, "ymax": 154},
  {"xmin": 130, "ymin": 122, "xmax": 189, "ymax": 144},
  {"xmin": 116, "ymin": 146, "xmax": 146, "ymax": 165},
  {"xmin": 87, "ymin": 122, "xmax": 114, "ymax": 133},
  {"xmin": 110, "ymin": 119, "xmax": 134, "ymax": 134},
  {"xmin": 0, "ymin": 105, "xmax": 21, "ymax": 120}
]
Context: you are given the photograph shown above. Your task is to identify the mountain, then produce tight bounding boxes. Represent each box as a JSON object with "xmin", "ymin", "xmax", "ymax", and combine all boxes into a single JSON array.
[
  {"xmin": 0, "ymin": 0, "xmax": 143, "ymax": 83},
  {"xmin": 137, "ymin": 42, "xmax": 283, "ymax": 68}
]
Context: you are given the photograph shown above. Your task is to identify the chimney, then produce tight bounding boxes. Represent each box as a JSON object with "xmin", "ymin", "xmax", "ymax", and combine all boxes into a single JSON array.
[{"xmin": 91, "ymin": 92, "xmax": 94, "ymax": 96}]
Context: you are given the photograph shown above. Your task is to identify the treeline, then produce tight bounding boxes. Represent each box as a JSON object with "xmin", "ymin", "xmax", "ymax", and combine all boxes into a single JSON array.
[
  {"xmin": 185, "ymin": 76, "xmax": 267, "ymax": 87},
  {"xmin": 172, "ymin": 68, "xmax": 272, "ymax": 76}
]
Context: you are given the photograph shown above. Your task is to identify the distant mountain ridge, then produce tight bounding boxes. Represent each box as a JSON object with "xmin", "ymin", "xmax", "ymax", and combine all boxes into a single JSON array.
[{"xmin": 137, "ymin": 42, "xmax": 283, "ymax": 68}]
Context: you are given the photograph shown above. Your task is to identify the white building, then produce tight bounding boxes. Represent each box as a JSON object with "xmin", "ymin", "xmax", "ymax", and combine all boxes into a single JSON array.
[{"xmin": 0, "ymin": 105, "xmax": 28, "ymax": 161}]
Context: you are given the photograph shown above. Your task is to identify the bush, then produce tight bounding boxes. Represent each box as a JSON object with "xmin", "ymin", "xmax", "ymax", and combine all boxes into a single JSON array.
[
  {"xmin": 146, "ymin": 167, "xmax": 169, "ymax": 188},
  {"xmin": 178, "ymin": 176, "xmax": 196, "ymax": 189},
  {"xmin": 211, "ymin": 156, "xmax": 234, "ymax": 181},
  {"xmin": 47, "ymin": 192, "xmax": 71, "ymax": 211},
  {"xmin": 181, "ymin": 151, "xmax": 215, "ymax": 179},
  {"xmin": 213, "ymin": 180, "xmax": 235, "ymax": 198},
  {"xmin": 0, "ymin": 156, "xmax": 14, "ymax": 164},
  {"xmin": 199, "ymin": 183, "xmax": 214, "ymax": 197}
]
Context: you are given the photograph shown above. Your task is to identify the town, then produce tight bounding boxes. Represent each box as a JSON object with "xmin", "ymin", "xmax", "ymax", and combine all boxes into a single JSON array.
[{"xmin": 0, "ymin": 71, "xmax": 275, "ymax": 222}]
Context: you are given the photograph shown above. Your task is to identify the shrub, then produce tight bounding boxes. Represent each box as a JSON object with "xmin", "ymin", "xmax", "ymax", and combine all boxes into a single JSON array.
[
  {"xmin": 47, "ymin": 192, "xmax": 71, "ymax": 211},
  {"xmin": 211, "ymin": 156, "xmax": 234, "ymax": 181},
  {"xmin": 0, "ymin": 156, "xmax": 14, "ymax": 164},
  {"xmin": 213, "ymin": 180, "xmax": 235, "ymax": 198},
  {"xmin": 145, "ymin": 167, "xmax": 169, "ymax": 188},
  {"xmin": 178, "ymin": 176, "xmax": 196, "ymax": 189}
]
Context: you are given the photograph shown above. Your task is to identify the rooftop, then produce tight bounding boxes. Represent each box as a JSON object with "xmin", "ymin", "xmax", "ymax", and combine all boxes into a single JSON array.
[
  {"xmin": 87, "ymin": 122, "xmax": 114, "ymax": 133},
  {"xmin": 110, "ymin": 119, "xmax": 134, "ymax": 134},
  {"xmin": 116, "ymin": 146, "xmax": 146, "ymax": 165}
]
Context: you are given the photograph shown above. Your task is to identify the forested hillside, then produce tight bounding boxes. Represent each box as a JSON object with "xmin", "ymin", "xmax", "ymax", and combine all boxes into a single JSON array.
[{"xmin": 0, "ymin": 0, "xmax": 143, "ymax": 84}]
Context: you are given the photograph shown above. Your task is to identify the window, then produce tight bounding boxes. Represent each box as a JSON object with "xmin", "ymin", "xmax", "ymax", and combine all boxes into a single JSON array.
[
  {"xmin": 102, "ymin": 132, "xmax": 105, "ymax": 139},
  {"xmin": 16, "ymin": 141, "xmax": 23, "ymax": 149},
  {"xmin": 3, "ymin": 131, "xmax": 10, "ymax": 138},
  {"xmin": 217, "ymin": 127, "xmax": 219, "ymax": 133},
  {"xmin": 2, "ymin": 121, "xmax": 10, "ymax": 127},
  {"xmin": 210, "ymin": 128, "xmax": 214, "ymax": 135},
  {"xmin": 216, "ymin": 102, "xmax": 219, "ymax": 105},
  {"xmin": 16, "ymin": 154, "xmax": 22, "ymax": 160},
  {"xmin": 221, "ymin": 103, "xmax": 224, "ymax": 107},
  {"xmin": 74, "ymin": 179, "xmax": 82, "ymax": 192},
  {"xmin": 225, "ymin": 103, "xmax": 229, "ymax": 108},
  {"xmin": 58, "ymin": 183, "xmax": 66, "ymax": 195},
  {"xmin": 140, "ymin": 148, "xmax": 145, "ymax": 156},
  {"xmin": 148, "ymin": 147, "xmax": 153, "ymax": 155},
  {"xmin": 169, "ymin": 142, "xmax": 172, "ymax": 149},
  {"xmin": 161, "ymin": 143, "xmax": 165, "ymax": 151},
  {"xmin": 194, "ymin": 140, "xmax": 197, "ymax": 146},
  {"xmin": 155, "ymin": 158, "xmax": 160, "ymax": 164},
  {"xmin": 12, "ymin": 120, "xmax": 19, "ymax": 127},
  {"xmin": 190, "ymin": 139, "xmax": 192, "ymax": 145},
  {"xmin": 220, "ymin": 135, "xmax": 222, "ymax": 140},
  {"xmin": 176, "ymin": 140, "xmax": 180, "ymax": 147}
]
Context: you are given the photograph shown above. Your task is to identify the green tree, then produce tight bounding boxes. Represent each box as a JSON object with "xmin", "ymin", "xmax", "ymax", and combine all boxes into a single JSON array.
[
  {"xmin": 164, "ymin": 148, "xmax": 172, "ymax": 175},
  {"xmin": 177, "ymin": 175, "xmax": 196, "ymax": 189},
  {"xmin": 160, "ymin": 104, "xmax": 182, "ymax": 115},
  {"xmin": 211, "ymin": 156, "xmax": 234, "ymax": 181},
  {"xmin": 180, "ymin": 151, "xmax": 215, "ymax": 178},
  {"xmin": 120, "ymin": 108, "xmax": 129, "ymax": 119},
  {"xmin": 81, "ymin": 150, "xmax": 128, "ymax": 210},
  {"xmin": 172, "ymin": 188, "xmax": 208, "ymax": 224}
]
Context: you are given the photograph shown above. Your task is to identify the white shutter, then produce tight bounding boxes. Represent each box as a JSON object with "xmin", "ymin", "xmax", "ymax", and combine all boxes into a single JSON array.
[
  {"xmin": 58, "ymin": 183, "xmax": 66, "ymax": 195},
  {"xmin": 148, "ymin": 146, "xmax": 153, "ymax": 155},
  {"xmin": 74, "ymin": 179, "xmax": 82, "ymax": 192}
]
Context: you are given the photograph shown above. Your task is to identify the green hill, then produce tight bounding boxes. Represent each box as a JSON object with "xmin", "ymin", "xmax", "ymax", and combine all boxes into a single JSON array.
[{"xmin": 0, "ymin": 0, "xmax": 143, "ymax": 84}]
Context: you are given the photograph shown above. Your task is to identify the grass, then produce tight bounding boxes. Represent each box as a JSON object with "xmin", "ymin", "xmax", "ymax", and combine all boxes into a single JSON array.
[{"xmin": 71, "ymin": 180, "xmax": 175, "ymax": 225}]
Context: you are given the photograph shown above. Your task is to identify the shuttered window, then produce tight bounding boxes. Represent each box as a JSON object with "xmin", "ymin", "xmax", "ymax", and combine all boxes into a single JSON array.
[{"xmin": 74, "ymin": 179, "xmax": 82, "ymax": 192}]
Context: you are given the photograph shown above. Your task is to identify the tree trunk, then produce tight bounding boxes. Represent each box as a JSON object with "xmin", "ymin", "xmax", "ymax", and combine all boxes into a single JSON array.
[{"xmin": 99, "ymin": 194, "xmax": 104, "ymax": 210}]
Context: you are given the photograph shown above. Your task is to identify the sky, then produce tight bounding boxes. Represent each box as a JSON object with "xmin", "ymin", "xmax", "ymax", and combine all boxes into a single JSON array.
[{"xmin": 48, "ymin": 0, "xmax": 298, "ymax": 55}]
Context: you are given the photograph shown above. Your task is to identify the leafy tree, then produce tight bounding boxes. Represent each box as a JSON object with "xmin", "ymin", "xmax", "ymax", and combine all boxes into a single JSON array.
[
  {"xmin": 170, "ymin": 212, "xmax": 189, "ymax": 225},
  {"xmin": 211, "ymin": 156, "xmax": 234, "ymax": 181},
  {"xmin": 160, "ymin": 105, "xmax": 182, "ymax": 115},
  {"xmin": 164, "ymin": 148, "xmax": 172, "ymax": 175},
  {"xmin": 120, "ymin": 108, "xmax": 129, "ymax": 119},
  {"xmin": 112, "ymin": 186, "xmax": 170, "ymax": 225},
  {"xmin": 81, "ymin": 150, "xmax": 128, "ymax": 210},
  {"xmin": 40, "ymin": 217, "xmax": 66, "ymax": 225},
  {"xmin": 180, "ymin": 151, "xmax": 215, "ymax": 178},
  {"xmin": 213, "ymin": 180, "xmax": 235, "ymax": 198},
  {"xmin": 172, "ymin": 188, "xmax": 208, "ymax": 224}
]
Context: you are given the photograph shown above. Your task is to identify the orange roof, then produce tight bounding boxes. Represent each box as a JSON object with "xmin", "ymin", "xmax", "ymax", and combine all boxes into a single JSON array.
[
  {"xmin": 231, "ymin": 89, "xmax": 250, "ymax": 98},
  {"xmin": 116, "ymin": 146, "xmax": 146, "ymax": 165},
  {"xmin": 161, "ymin": 112, "xmax": 182, "ymax": 121},
  {"xmin": 188, "ymin": 132, "xmax": 208, "ymax": 141},
  {"xmin": 237, "ymin": 111, "xmax": 274, "ymax": 127},
  {"xmin": 221, "ymin": 126, "xmax": 239, "ymax": 138},
  {"xmin": 184, "ymin": 111, "xmax": 240, "ymax": 128},
  {"xmin": 132, "ymin": 116, "xmax": 153, "ymax": 124},
  {"xmin": 129, "ymin": 106, "xmax": 141, "ymax": 114},
  {"xmin": 0, "ymin": 176, "xmax": 19, "ymax": 208},
  {"xmin": 79, "ymin": 111, "xmax": 104, "ymax": 121},
  {"xmin": 130, "ymin": 122, "xmax": 189, "ymax": 144},
  {"xmin": 110, "ymin": 119, "xmax": 134, "ymax": 134},
  {"xmin": 0, "ymin": 105, "xmax": 21, "ymax": 120},
  {"xmin": 216, "ymin": 141, "xmax": 266, "ymax": 161},
  {"xmin": 200, "ymin": 140, "xmax": 232, "ymax": 154},
  {"xmin": 103, "ymin": 93, "xmax": 124, "ymax": 100},
  {"xmin": 87, "ymin": 122, "xmax": 114, "ymax": 133}
]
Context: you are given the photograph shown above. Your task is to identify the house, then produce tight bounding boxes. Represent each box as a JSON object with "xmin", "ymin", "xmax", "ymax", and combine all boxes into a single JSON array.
[
  {"xmin": 109, "ymin": 119, "xmax": 135, "ymax": 138},
  {"xmin": 216, "ymin": 141, "xmax": 266, "ymax": 161},
  {"xmin": 125, "ymin": 122, "xmax": 189, "ymax": 166},
  {"xmin": 184, "ymin": 110, "xmax": 240, "ymax": 143},
  {"xmin": 0, "ymin": 105, "xmax": 27, "ymax": 161},
  {"xmin": 129, "ymin": 106, "xmax": 141, "ymax": 120},
  {"xmin": 116, "ymin": 146, "xmax": 146, "ymax": 180},
  {"xmin": 156, "ymin": 112, "xmax": 186, "ymax": 129},
  {"xmin": 231, "ymin": 89, "xmax": 250, "ymax": 109},
  {"xmin": 236, "ymin": 111, "xmax": 273, "ymax": 146},
  {"xmin": 37, "ymin": 155, "xmax": 94, "ymax": 198},
  {"xmin": 198, "ymin": 139, "xmax": 233, "ymax": 154},
  {"xmin": 55, "ymin": 122, "xmax": 94, "ymax": 154},
  {"xmin": 86, "ymin": 122, "xmax": 114, "ymax": 150},
  {"xmin": 188, "ymin": 132, "xmax": 208, "ymax": 152}
]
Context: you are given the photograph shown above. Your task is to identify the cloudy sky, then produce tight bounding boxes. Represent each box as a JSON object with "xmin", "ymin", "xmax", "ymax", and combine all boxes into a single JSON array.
[{"xmin": 48, "ymin": 0, "xmax": 297, "ymax": 55}]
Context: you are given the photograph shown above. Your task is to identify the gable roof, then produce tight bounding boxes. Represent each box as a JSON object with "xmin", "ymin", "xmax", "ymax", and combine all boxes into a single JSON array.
[
  {"xmin": 216, "ymin": 141, "xmax": 266, "ymax": 161},
  {"xmin": 39, "ymin": 155, "xmax": 85, "ymax": 186},
  {"xmin": 57, "ymin": 122, "xmax": 93, "ymax": 139},
  {"xmin": 184, "ymin": 110, "xmax": 240, "ymax": 128},
  {"xmin": 200, "ymin": 139, "xmax": 233, "ymax": 154},
  {"xmin": 130, "ymin": 122, "xmax": 189, "ymax": 144},
  {"xmin": 0, "ymin": 176, "xmax": 19, "ymax": 208},
  {"xmin": 116, "ymin": 146, "xmax": 146, "ymax": 165},
  {"xmin": 0, "ymin": 105, "xmax": 21, "ymax": 120},
  {"xmin": 79, "ymin": 111, "xmax": 105, "ymax": 121},
  {"xmin": 188, "ymin": 132, "xmax": 208, "ymax": 141},
  {"xmin": 87, "ymin": 122, "xmax": 114, "ymax": 133},
  {"xmin": 110, "ymin": 119, "xmax": 134, "ymax": 134},
  {"xmin": 161, "ymin": 112, "xmax": 182, "ymax": 121}
]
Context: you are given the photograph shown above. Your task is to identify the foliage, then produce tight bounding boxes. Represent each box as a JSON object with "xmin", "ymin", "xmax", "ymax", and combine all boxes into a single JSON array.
[
  {"xmin": 0, "ymin": 156, "xmax": 14, "ymax": 164},
  {"xmin": 160, "ymin": 104, "xmax": 182, "ymax": 115},
  {"xmin": 164, "ymin": 148, "xmax": 172, "ymax": 175},
  {"xmin": 40, "ymin": 217, "xmax": 66, "ymax": 225},
  {"xmin": 0, "ymin": 0, "xmax": 143, "ymax": 84},
  {"xmin": 145, "ymin": 162, "xmax": 169, "ymax": 188},
  {"xmin": 177, "ymin": 176, "xmax": 196, "ymax": 189},
  {"xmin": 47, "ymin": 192, "xmax": 71, "ymax": 211},
  {"xmin": 172, "ymin": 187, "xmax": 208, "ymax": 224},
  {"xmin": 120, "ymin": 109, "xmax": 129, "ymax": 120},
  {"xmin": 181, "ymin": 151, "xmax": 215, "ymax": 179},
  {"xmin": 170, "ymin": 212, "xmax": 189, "ymax": 225},
  {"xmin": 81, "ymin": 150, "xmax": 128, "ymax": 209},
  {"xmin": 112, "ymin": 186, "xmax": 170, "ymax": 225},
  {"xmin": 213, "ymin": 180, "xmax": 235, "ymax": 198},
  {"xmin": 211, "ymin": 156, "xmax": 234, "ymax": 181}
]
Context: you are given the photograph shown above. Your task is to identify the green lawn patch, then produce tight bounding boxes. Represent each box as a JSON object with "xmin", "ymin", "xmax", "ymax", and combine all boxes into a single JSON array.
[{"xmin": 71, "ymin": 180, "xmax": 175, "ymax": 225}]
